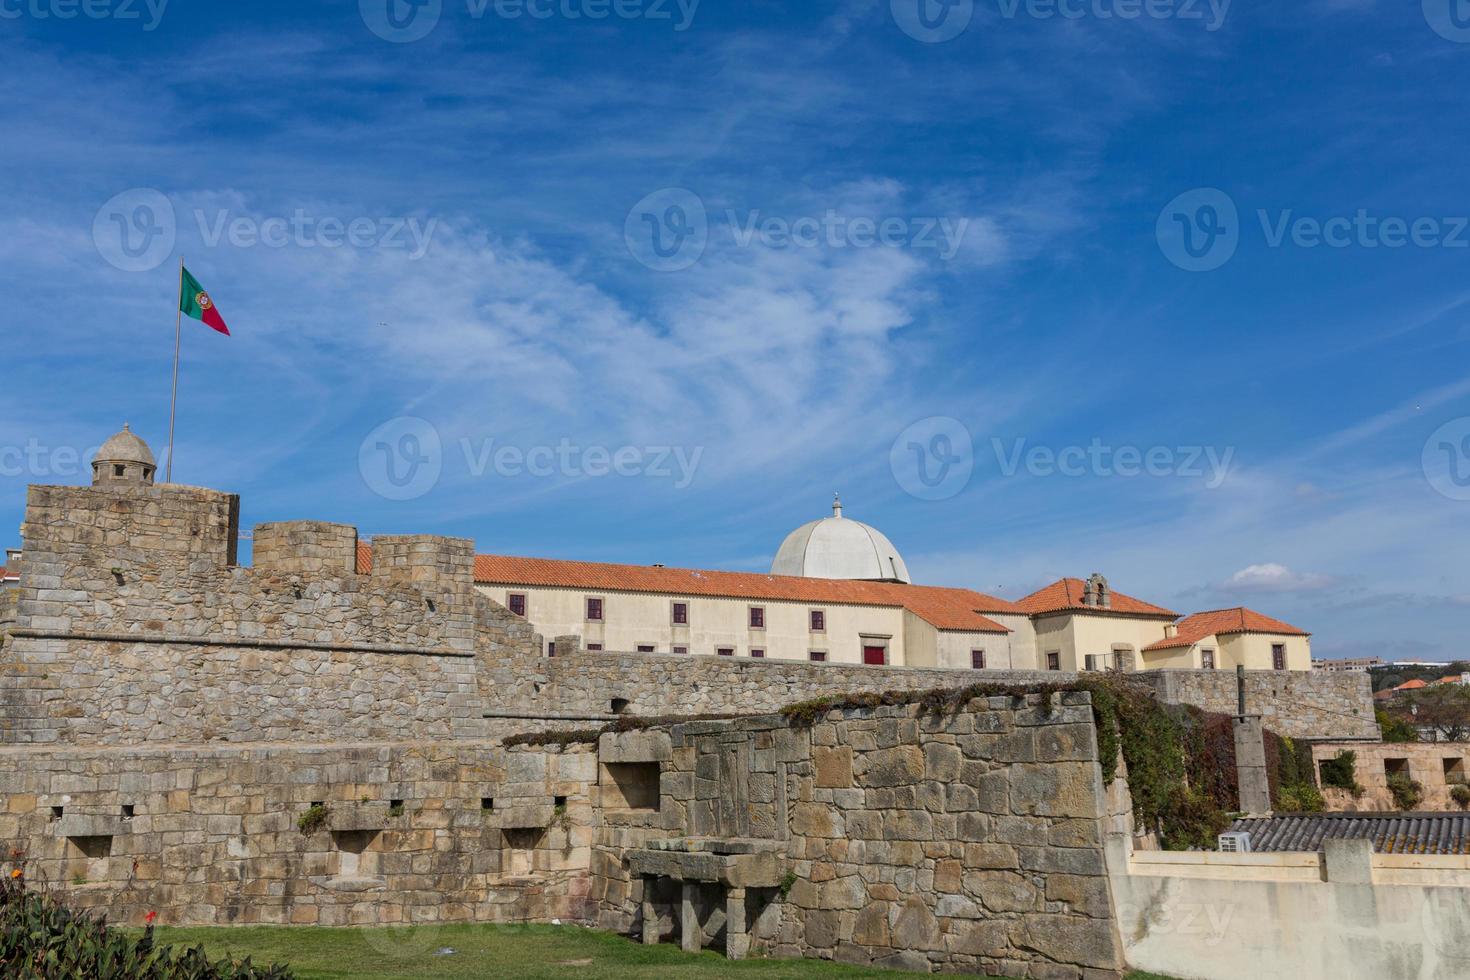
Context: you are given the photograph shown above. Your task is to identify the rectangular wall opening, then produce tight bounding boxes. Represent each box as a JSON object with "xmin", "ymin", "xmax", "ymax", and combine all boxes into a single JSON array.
[
  {"xmin": 1385, "ymin": 758, "xmax": 1411, "ymax": 780},
  {"xmin": 331, "ymin": 830, "xmax": 381, "ymax": 879},
  {"xmin": 1444, "ymin": 758, "xmax": 1467, "ymax": 784},
  {"xmin": 66, "ymin": 835, "xmax": 111, "ymax": 883},
  {"xmin": 602, "ymin": 762, "xmax": 661, "ymax": 811},
  {"xmin": 503, "ymin": 828, "xmax": 545, "ymax": 876}
]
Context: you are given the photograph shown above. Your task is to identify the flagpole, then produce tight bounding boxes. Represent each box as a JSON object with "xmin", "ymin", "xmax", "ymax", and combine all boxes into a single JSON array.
[{"xmin": 166, "ymin": 257, "xmax": 183, "ymax": 484}]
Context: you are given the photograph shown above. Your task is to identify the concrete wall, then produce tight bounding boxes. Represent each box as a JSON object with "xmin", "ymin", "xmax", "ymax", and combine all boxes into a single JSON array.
[
  {"xmin": 593, "ymin": 697, "xmax": 1126, "ymax": 978},
  {"xmin": 1134, "ymin": 669, "xmax": 1378, "ymax": 741},
  {"xmin": 1109, "ymin": 838, "xmax": 1470, "ymax": 980},
  {"xmin": 0, "ymin": 739, "xmax": 597, "ymax": 928},
  {"xmin": 1312, "ymin": 741, "xmax": 1470, "ymax": 812}
]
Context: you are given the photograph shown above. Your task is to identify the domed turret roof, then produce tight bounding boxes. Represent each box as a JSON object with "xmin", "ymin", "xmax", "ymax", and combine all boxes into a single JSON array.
[
  {"xmin": 770, "ymin": 495, "xmax": 911, "ymax": 584},
  {"xmin": 96, "ymin": 423, "xmax": 155, "ymax": 467}
]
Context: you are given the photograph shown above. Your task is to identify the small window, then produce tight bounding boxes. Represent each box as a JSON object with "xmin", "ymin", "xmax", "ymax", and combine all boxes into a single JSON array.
[
  {"xmin": 586, "ymin": 597, "xmax": 604, "ymax": 622},
  {"xmin": 1201, "ymin": 649, "xmax": 1216, "ymax": 670},
  {"xmin": 481, "ymin": 797, "xmax": 495, "ymax": 811},
  {"xmin": 547, "ymin": 641, "xmax": 557, "ymax": 658},
  {"xmin": 1444, "ymin": 758, "xmax": 1467, "ymax": 785},
  {"xmin": 508, "ymin": 593, "xmax": 527, "ymax": 617},
  {"xmin": 672, "ymin": 602, "xmax": 689, "ymax": 625},
  {"xmin": 673, "ymin": 645, "xmax": 689, "ymax": 655},
  {"xmin": 554, "ymin": 795, "xmax": 567, "ymax": 808},
  {"xmin": 970, "ymin": 650, "xmax": 986, "ymax": 670},
  {"xmin": 51, "ymin": 806, "xmax": 63, "ymax": 819},
  {"xmin": 636, "ymin": 644, "xmax": 655, "ymax": 653},
  {"xmin": 1272, "ymin": 644, "xmax": 1287, "ymax": 671},
  {"xmin": 749, "ymin": 606, "xmax": 765, "ymax": 629},
  {"xmin": 716, "ymin": 647, "xmax": 735, "ymax": 657},
  {"xmin": 113, "ymin": 464, "xmax": 126, "ymax": 477},
  {"xmin": 1047, "ymin": 652, "xmax": 1061, "ymax": 671},
  {"xmin": 586, "ymin": 643, "xmax": 603, "ymax": 651},
  {"xmin": 750, "ymin": 648, "xmax": 765, "ymax": 659},
  {"xmin": 1385, "ymin": 758, "xmax": 1411, "ymax": 780},
  {"xmin": 611, "ymin": 698, "xmax": 630, "ymax": 715},
  {"xmin": 121, "ymin": 804, "xmax": 135, "ymax": 819},
  {"xmin": 810, "ymin": 610, "xmax": 826, "ymax": 632},
  {"xmin": 809, "ymin": 650, "xmax": 827, "ymax": 663}
]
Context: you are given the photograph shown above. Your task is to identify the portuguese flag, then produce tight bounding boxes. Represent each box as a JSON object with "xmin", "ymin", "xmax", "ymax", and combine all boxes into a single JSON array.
[{"xmin": 179, "ymin": 266, "xmax": 230, "ymax": 336}]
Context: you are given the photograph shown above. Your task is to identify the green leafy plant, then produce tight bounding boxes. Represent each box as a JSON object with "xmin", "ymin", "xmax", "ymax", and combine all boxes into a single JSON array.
[
  {"xmin": 1387, "ymin": 774, "xmax": 1423, "ymax": 811},
  {"xmin": 777, "ymin": 869, "xmax": 799, "ymax": 899},
  {"xmin": 1318, "ymin": 751, "xmax": 1365, "ymax": 797},
  {"xmin": 297, "ymin": 803, "xmax": 330, "ymax": 836},
  {"xmin": 1276, "ymin": 783, "xmax": 1325, "ymax": 813},
  {"xmin": 1451, "ymin": 785, "xmax": 1470, "ymax": 810},
  {"xmin": 0, "ymin": 875, "xmax": 293, "ymax": 978},
  {"xmin": 1377, "ymin": 709, "xmax": 1420, "ymax": 743},
  {"xmin": 388, "ymin": 802, "xmax": 405, "ymax": 818}
]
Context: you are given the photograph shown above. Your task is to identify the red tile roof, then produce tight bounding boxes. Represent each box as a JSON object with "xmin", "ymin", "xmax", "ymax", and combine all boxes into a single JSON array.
[
  {"xmin": 1017, "ymin": 578, "xmax": 1177, "ymax": 618},
  {"xmin": 1144, "ymin": 607, "xmax": 1310, "ymax": 652},
  {"xmin": 356, "ymin": 545, "xmax": 1019, "ymax": 633},
  {"xmin": 1394, "ymin": 679, "xmax": 1430, "ymax": 692}
]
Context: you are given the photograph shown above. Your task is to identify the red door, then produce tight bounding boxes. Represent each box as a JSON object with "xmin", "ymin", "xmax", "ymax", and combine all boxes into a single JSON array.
[{"xmin": 863, "ymin": 646, "xmax": 887, "ymax": 666}]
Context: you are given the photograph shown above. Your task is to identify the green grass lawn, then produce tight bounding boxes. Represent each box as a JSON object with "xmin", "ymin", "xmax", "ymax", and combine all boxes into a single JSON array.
[{"xmin": 149, "ymin": 923, "xmax": 1175, "ymax": 980}]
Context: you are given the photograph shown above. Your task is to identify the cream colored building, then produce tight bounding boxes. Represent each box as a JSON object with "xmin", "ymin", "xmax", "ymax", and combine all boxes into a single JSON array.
[{"xmin": 364, "ymin": 498, "xmax": 1312, "ymax": 674}]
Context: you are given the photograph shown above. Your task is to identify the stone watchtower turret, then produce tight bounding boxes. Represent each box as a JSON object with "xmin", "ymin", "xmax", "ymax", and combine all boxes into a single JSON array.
[{"xmin": 91, "ymin": 423, "xmax": 157, "ymax": 487}]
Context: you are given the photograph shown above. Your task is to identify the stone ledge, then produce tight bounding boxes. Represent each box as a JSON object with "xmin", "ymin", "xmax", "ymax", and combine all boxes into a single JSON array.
[{"xmin": 7, "ymin": 628, "xmax": 475, "ymax": 659}]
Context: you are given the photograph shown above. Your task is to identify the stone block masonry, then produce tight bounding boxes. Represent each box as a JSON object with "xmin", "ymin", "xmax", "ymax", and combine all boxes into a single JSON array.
[
  {"xmin": 1134, "ymin": 669, "xmax": 1378, "ymax": 741},
  {"xmin": 482, "ymin": 646, "xmax": 1378, "ymax": 741},
  {"xmin": 592, "ymin": 694, "xmax": 1126, "ymax": 978},
  {"xmin": 0, "ymin": 738, "xmax": 598, "ymax": 928}
]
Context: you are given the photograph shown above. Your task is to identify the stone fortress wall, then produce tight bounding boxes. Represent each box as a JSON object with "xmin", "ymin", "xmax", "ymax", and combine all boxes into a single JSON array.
[
  {"xmin": 484, "ymin": 642, "xmax": 1378, "ymax": 742},
  {"xmin": 0, "ymin": 458, "xmax": 1395, "ymax": 979}
]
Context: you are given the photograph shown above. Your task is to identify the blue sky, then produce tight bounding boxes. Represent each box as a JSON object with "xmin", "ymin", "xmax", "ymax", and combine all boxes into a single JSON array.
[{"xmin": 2, "ymin": 0, "xmax": 1468, "ymax": 660}]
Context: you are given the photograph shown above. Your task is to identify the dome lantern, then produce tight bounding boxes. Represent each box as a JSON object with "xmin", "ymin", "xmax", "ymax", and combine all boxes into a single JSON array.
[{"xmin": 92, "ymin": 423, "xmax": 157, "ymax": 487}]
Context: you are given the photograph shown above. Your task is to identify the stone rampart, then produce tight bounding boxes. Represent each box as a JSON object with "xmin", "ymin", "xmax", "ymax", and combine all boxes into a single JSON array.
[
  {"xmin": 0, "ymin": 738, "xmax": 597, "ymax": 928},
  {"xmin": 1135, "ymin": 669, "xmax": 1378, "ymax": 741},
  {"xmin": 592, "ymin": 694, "xmax": 1125, "ymax": 977}
]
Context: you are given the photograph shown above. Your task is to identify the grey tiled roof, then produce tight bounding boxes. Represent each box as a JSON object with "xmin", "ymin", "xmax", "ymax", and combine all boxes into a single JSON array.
[{"xmin": 1227, "ymin": 812, "xmax": 1470, "ymax": 855}]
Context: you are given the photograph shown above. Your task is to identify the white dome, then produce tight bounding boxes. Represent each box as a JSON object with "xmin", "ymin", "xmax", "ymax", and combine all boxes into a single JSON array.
[{"xmin": 770, "ymin": 496, "xmax": 911, "ymax": 584}]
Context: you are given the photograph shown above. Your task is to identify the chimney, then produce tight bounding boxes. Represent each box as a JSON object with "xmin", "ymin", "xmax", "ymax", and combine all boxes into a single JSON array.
[{"xmin": 1164, "ymin": 623, "xmax": 1179, "ymax": 639}]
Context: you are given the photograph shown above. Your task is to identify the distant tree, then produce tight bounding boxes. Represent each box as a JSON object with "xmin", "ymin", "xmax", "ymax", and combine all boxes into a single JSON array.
[
  {"xmin": 1400, "ymin": 685, "xmax": 1470, "ymax": 742},
  {"xmin": 1377, "ymin": 709, "xmax": 1419, "ymax": 744}
]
